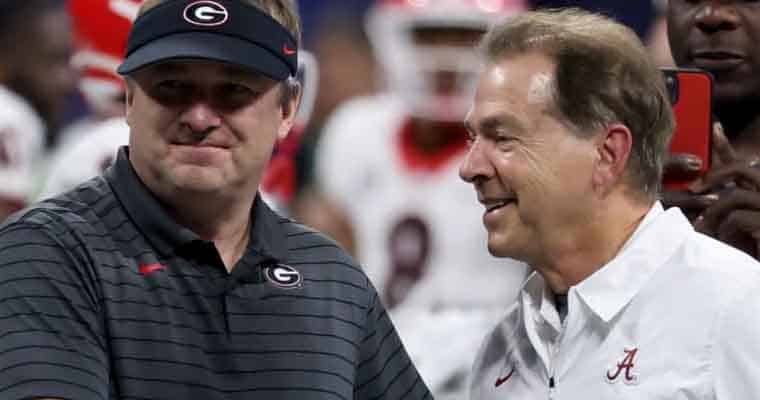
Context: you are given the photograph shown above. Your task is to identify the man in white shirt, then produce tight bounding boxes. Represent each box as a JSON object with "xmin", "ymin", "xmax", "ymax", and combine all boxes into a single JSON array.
[{"xmin": 461, "ymin": 8, "xmax": 760, "ymax": 399}]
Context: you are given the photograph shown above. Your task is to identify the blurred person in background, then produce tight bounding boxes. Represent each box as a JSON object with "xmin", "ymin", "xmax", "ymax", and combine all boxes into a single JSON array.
[
  {"xmin": 68, "ymin": 0, "xmax": 141, "ymax": 123},
  {"xmin": 314, "ymin": 0, "xmax": 530, "ymax": 396},
  {"xmin": 292, "ymin": 9, "xmax": 378, "ymax": 193},
  {"xmin": 666, "ymin": 0, "xmax": 760, "ymax": 259},
  {"xmin": 288, "ymin": 9, "xmax": 378, "ymax": 258},
  {"xmin": 39, "ymin": 0, "xmax": 320, "ymax": 215},
  {"xmin": 36, "ymin": 0, "xmax": 139, "ymax": 200},
  {"xmin": 0, "ymin": 0, "xmax": 78, "ymax": 220}
]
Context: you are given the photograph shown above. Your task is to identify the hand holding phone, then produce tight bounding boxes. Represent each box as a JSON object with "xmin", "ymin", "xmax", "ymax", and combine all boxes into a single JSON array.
[{"xmin": 661, "ymin": 68, "xmax": 713, "ymax": 191}]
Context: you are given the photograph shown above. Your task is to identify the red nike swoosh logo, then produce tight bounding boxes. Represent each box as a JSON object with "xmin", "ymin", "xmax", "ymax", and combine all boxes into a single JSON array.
[
  {"xmin": 283, "ymin": 44, "xmax": 296, "ymax": 56},
  {"xmin": 139, "ymin": 263, "xmax": 165, "ymax": 275},
  {"xmin": 494, "ymin": 368, "xmax": 515, "ymax": 387}
]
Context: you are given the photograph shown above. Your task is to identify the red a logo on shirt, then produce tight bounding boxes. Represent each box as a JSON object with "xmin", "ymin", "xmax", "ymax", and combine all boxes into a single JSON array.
[{"xmin": 606, "ymin": 347, "xmax": 639, "ymax": 385}]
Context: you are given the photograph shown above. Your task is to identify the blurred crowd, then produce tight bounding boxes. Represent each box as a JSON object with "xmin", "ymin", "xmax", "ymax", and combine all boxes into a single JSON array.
[
  {"xmin": 2, "ymin": 0, "xmax": 759, "ymax": 398},
  {"xmin": 0, "ymin": 0, "xmax": 671, "ymax": 217}
]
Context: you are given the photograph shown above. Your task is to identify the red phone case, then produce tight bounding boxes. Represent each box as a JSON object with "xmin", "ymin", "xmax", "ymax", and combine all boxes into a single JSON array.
[{"xmin": 662, "ymin": 68, "xmax": 713, "ymax": 190}]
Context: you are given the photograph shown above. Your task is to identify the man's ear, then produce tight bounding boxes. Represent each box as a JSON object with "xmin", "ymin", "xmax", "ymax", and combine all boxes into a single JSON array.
[
  {"xmin": 124, "ymin": 78, "xmax": 135, "ymax": 126},
  {"xmin": 277, "ymin": 79, "xmax": 301, "ymax": 140},
  {"xmin": 592, "ymin": 123, "xmax": 633, "ymax": 192}
]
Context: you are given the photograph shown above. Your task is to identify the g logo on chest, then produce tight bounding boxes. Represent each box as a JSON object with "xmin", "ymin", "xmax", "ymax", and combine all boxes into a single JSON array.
[{"xmin": 263, "ymin": 264, "xmax": 302, "ymax": 289}]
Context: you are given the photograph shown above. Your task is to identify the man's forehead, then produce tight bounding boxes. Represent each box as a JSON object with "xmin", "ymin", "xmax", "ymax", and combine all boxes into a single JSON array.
[
  {"xmin": 478, "ymin": 57, "xmax": 552, "ymax": 96},
  {"xmin": 465, "ymin": 108, "xmax": 525, "ymax": 133},
  {"xmin": 473, "ymin": 63, "xmax": 554, "ymax": 109},
  {"xmin": 467, "ymin": 60, "xmax": 558, "ymax": 133},
  {"xmin": 527, "ymin": 72, "xmax": 553, "ymax": 105}
]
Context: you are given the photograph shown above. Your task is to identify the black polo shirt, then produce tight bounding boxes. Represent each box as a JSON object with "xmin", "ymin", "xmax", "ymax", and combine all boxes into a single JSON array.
[{"xmin": 0, "ymin": 147, "xmax": 431, "ymax": 400}]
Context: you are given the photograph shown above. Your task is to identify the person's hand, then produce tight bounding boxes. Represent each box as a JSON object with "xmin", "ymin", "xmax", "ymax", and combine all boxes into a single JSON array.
[
  {"xmin": 691, "ymin": 161, "xmax": 760, "ymax": 260},
  {"xmin": 662, "ymin": 152, "xmax": 716, "ymax": 218},
  {"xmin": 688, "ymin": 124, "xmax": 760, "ymax": 259},
  {"xmin": 661, "ymin": 122, "xmax": 725, "ymax": 220}
]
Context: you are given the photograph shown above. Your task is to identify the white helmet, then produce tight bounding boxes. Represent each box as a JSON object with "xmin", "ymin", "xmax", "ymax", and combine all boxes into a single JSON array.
[
  {"xmin": 366, "ymin": 0, "xmax": 526, "ymax": 122},
  {"xmin": 69, "ymin": 0, "xmax": 142, "ymax": 117}
]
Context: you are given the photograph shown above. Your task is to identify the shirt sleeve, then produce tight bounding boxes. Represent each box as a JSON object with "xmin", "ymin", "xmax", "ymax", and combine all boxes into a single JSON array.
[
  {"xmin": 354, "ymin": 286, "xmax": 432, "ymax": 400},
  {"xmin": 713, "ymin": 277, "xmax": 760, "ymax": 399},
  {"xmin": 0, "ymin": 218, "xmax": 109, "ymax": 400}
]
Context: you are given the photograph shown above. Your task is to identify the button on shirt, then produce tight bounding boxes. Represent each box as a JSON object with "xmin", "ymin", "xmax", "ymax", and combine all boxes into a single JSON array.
[{"xmin": 470, "ymin": 202, "xmax": 760, "ymax": 399}]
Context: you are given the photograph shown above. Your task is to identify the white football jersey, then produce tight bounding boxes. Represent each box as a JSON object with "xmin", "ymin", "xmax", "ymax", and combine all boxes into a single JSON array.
[
  {"xmin": 0, "ymin": 85, "xmax": 46, "ymax": 204},
  {"xmin": 317, "ymin": 94, "xmax": 530, "ymax": 395},
  {"xmin": 37, "ymin": 117, "xmax": 127, "ymax": 201}
]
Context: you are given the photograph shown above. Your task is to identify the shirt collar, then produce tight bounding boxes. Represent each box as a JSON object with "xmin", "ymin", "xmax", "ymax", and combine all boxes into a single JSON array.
[
  {"xmin": 520, "ymin": 202, "xmax": 693, "ymax": 324},
  {"xmin": 105, "ymin": 146, "xmax": 288, "ymax": 261},
  {"xmin": 521, "ymin": 271, "xmax": 563, "ymax": 333},
  {"xmin": 248, "ymin": 192, "xmax": 288, "ymax": 261},
  {"xmin": 573, "ymin": 202, "xmax": 692, "ymax": 322}
]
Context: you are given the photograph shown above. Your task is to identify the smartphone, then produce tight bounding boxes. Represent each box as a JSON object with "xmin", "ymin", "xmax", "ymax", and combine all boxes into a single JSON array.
[{"xmin": 661, "ymin": 68, "xmax": 713, "ymax": 190}]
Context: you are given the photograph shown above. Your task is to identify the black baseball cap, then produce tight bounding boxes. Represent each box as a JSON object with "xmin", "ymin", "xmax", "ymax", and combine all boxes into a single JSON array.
[{"xmin": 117, "ymin": 0, "xmax": 298, "ymax": 80}]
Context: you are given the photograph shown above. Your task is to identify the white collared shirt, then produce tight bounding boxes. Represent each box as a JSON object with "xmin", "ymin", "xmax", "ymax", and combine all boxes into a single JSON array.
[{"xmin": 470, "ymin": 202, "xmax": 760, "ymax": 400}]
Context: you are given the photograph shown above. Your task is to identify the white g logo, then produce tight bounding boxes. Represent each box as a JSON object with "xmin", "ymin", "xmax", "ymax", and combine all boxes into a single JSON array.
[
  {"xmin": 264, "ymin": 264, "xmax": 303, "ymax": 289},
  {"xmin": 183, "ymin": 1, "xmax": 228, "ymax": 26}
]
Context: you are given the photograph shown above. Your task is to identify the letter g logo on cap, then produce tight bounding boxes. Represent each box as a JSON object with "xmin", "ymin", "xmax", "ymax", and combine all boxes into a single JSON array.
[{"xmin": 183, "ymin": 0, "xmax": 228, "ymax": 26}]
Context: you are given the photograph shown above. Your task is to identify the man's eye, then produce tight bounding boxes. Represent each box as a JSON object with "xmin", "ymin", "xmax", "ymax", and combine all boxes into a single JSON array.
[
  {"xmin": 157, "ymin": 80, "xmax": 186, "ymax": 90},
  {"xmin": 153, "ymin": 80, "xmax": 195, "ymax": 98},
  {"xmin": 494, "ymin": 134, "xmax": 518, "ymax": 149},
  {"xmin": 212, "ymin": 84, "xmax": 261, "ymax": 111},
  {"xmin": 144, "ymin": 80, "xmax": 195, "ymax": 106},
  {"xmin": 224, "ymin": 84, "xmax": 254, "ymax": 95}
]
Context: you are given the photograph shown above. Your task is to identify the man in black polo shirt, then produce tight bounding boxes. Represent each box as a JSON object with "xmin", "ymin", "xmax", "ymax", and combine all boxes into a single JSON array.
[{"xmin": 0, "ymin": 1, "xmax": 432, "ymax": 399}]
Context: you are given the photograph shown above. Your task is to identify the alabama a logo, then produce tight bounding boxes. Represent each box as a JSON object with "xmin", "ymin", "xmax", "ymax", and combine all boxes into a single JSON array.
[{"xmin": 606, "ymin": 347, "xmax": 639, "ymax": 385}]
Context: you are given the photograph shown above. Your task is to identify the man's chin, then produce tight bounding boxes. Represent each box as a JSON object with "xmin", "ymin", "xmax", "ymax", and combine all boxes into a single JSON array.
[
  {"xmin": 165, "ymin": 168, "xmax": 229, "ymax": 194},
  {"xmin": 487, "ymin": 237, "xmax": 516, "ymax": 259}
]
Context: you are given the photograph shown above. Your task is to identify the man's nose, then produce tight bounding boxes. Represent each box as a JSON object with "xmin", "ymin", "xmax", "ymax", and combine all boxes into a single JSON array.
[
  {"xmin": 459, "ymin": 138, "xmax": 492, "ymax": 184},
  {"xmin": 695, "ymin": 2, "xmax": 740, "ymax": 33},
  {"xmin": 181, "ymin": 101, "xmax": 222, "ymax": 132}
]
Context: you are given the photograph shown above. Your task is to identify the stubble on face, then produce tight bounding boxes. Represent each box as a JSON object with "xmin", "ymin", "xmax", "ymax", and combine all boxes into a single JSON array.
[{"xmin": 124, "ymin": 62, "xmax": 286, "ymax": 201}]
